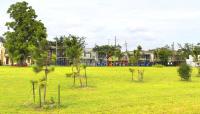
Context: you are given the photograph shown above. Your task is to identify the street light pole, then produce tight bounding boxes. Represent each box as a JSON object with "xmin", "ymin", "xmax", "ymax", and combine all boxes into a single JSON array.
[{"xmin": 56, "ymin": 40, "xmax": 58, "ymax": 65}]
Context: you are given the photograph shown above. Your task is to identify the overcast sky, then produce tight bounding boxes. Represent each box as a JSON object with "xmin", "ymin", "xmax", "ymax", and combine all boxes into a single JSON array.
[{"xmin": 1, "ymin": 0, "xmax": 200, "ymax": 50}]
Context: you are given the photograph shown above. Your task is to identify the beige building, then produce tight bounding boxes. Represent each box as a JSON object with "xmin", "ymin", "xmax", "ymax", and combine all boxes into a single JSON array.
[{"xmin": 0, "ymin": 37, "xmax": 10, "ymax": 65}]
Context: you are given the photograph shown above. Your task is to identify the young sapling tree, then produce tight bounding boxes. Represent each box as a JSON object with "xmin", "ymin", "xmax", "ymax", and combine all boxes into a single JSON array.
[{"xmin": 129, "ymin": 68, "xmax": 135, "ymax": 81}]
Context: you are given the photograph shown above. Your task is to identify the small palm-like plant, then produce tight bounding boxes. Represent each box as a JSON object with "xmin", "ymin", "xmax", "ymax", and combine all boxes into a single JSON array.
[
  {"xmin": 138, "ymin": 70, "xmax": 144, "ymax": 82},
  {"xmin": 129, "ymin": 68, "xmax": 135, "ymax": 81}
]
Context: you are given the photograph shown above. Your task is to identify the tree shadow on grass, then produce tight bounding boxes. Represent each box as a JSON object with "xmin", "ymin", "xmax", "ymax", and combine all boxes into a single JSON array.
[
  {"xmin": 23, "ymin": 102, "xmax": 68, "ymax": 111},
  {"xmin": 70, "ymin": 85, "xmax": 97, "ymax": 90},
  {"xmin": 129, "ymin": 80, "xmax": 146, "ymax": 84}
]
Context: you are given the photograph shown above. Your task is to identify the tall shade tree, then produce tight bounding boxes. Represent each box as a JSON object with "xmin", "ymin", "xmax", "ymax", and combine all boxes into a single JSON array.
[
  {"xmin": 93, "ymin": 45, "xmax": 122, "ymax": 66},
  {"xmin": 135, "ymin": 45, "xmax": 142, "ymax": 64},
  {"xmin": 192, "ymin": 44, "xmax": 200, "ymax": 62},
  {"xmin": 158, "ymin": 47, "xmax": 172, "ymax": 66},
  {"xmin": 64, "ymin": 35, "xmax": 85, "ymax": 87},
  {"xmin": 93, "ymin": 45, "xmax": 121, "ymax": 58},
  {"xmin": 4, "ymin": 1, "xmax": 47, "ymax": 66},
  {"xmin": 178, "ymin": 43, "xmax": 193, "ymax": 60},
  {"xmin": 128, "ymin": 45, "xmax": 142, "ymax": 65}
]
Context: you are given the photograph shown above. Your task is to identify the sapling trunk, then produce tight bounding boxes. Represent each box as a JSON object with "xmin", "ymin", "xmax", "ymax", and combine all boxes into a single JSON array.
[
  {"xmin": 72, "ymin": 66, "xmax": 76, "ymax": 86},
  {"xmin": 44, "ymin": 85, "xmax": 46, "ymax": 103},
  {"xmin": 132, "ymin": 72, "xmax": 133, "ymax": 81},
  {"xmin": 32, "ymin": 82, "xmax": 35, "ymax": 103},
  {"xmin": 79, "ymin": 76, "xmax": 83, "ymax": 87},
  {"xmin": 39, "ymin": 87, "xmax": 42, "ymax": 107},
  {"xmin": 45, "ymin": 67, "xmax": 48, "ymax": 81},
  {"xmin": 77, "ymin": 67, "xmax": 83, "ymax": 87},
  {"xmin": 85, "ymin": 69, "xmax": 87, "ymax": 87},
  {"xmin": 58, "ymin": 84, "xmax": 60, "ymax": 106}
]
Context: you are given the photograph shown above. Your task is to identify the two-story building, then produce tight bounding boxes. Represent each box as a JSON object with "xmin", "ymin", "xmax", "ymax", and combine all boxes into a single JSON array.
[
  {"xmin": 127, "ymin": 50, "xmax": 154, "ymax": 66},
  {"xmin": 81, "ymin": 48, "xmax": 98, "ymax": 66}
]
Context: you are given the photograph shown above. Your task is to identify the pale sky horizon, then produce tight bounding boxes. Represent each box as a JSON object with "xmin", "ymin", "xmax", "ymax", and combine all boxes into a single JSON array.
[{"xmin": 1, "ymin": 0, "xmax": 200, "ymax": 51}]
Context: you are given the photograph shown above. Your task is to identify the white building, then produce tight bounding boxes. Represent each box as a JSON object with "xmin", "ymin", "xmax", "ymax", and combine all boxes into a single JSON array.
[
  {"xmin": 81, "ymin": 48, "xmax": 98, "ymax": 66},
  {"xmin": 186, "ymin": 55, "xmax": 200, "ymax": 67}
]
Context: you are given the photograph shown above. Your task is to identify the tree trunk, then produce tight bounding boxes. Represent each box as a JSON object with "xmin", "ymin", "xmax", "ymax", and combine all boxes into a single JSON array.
[
  {"xmin": 73, "ymin": 73, "xmax": 76, "ymax": 86},
  {"xmin": 39, "ymin": 87, "xmax": 42, "ymax": 107},
  {"xmin": 11, "ymin": 59, "xmax": 14, "ymax": 66},
  {"xmin": 58, "ymin": 84, "xmax": 60, "ymax": 106},
  {"xmin": 72, "ymin": 65, "xmax": 76, "ymax": 86},
  {"xmin": 44, "ymin": 85, "xmax": 46, "ymax": 103},
  {"xmin": 45, "ymin": 69, "xmax": 48, "ymax": 81},
  {"xmin": 19, "ymin": 58, "xmax": 25, "ymax": 66},
  {"xmin": 85, "ymin": 69, "xmax": 87, "ymax": 87},
  {"xmin": 79, "ymin": 76, "xmax": 83, "ymax": 87},
  {"xmin": 32, "ymin": 83, "xmax": 35, "ymax": 103},
  {"xmin": 75, "ymin": 63, "xmax": 82, "ymax": 87},
  {"xmin": 132, "ymin": 72, "xmax": 133, "ymax": 81}
]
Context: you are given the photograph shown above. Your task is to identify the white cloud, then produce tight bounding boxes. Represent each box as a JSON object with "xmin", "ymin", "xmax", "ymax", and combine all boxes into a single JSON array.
[{"xmin": 1, "ymin": 0, "xmax": 200, "ymax": 50}]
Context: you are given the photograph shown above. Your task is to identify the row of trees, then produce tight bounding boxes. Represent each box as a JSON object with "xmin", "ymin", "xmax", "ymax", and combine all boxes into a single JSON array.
[
  {"xmin": 3, "ymin": 1, "xmax": 200, "ymax": 68},
  {"xmin": 129, "ymin": 44, "xmax": 200, "ymax": 66}
]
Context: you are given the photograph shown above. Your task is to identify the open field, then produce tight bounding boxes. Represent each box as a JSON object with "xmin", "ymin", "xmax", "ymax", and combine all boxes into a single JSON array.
[{"xmin": 0, "ymin": 66, "xmax": 200, "ymax": 114}]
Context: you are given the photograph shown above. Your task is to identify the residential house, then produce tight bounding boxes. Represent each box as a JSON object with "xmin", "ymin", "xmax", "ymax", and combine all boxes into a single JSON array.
[
  {"xmin": 139, "ymin": 51, "xmax": 154, "ymax": 66},
  {"xmin": 81, "ymin": 48, "xmax": 98, "ymax": 66},
  {"xmin": 127, "ymin": 50, "xmax": 154, "ymax": 66},
  {"xmin": 186, "ymin": 55, "xmax": 200, "ymax": 67}
]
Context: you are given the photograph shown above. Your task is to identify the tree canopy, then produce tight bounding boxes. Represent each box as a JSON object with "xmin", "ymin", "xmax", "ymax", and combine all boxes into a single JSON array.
[
  {"xmin": 93, "ymin": 45, "xmax": 122, "ymax": 59},
  {"xmin": 4, "ymin": 1, "xmax": 47, "ymax": 65}
]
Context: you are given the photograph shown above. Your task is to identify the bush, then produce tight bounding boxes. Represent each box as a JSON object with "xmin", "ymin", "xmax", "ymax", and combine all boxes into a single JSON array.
[
  {"xmin": 153, "ymin": 64, "xmax": 164, "ymax": 68},
  {"xmin": 178, "ymin": 63, "xmax": 192, "ymax": 81},
  {"xmin": 196, "ymin": 67, "xmax": 200, "ymax": 77}
]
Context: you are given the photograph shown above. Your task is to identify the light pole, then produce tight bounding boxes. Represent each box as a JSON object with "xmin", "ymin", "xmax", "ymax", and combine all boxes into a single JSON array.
[{"xmin": 56, "ymin": 40, "xmax": 58, "ymax": 65}]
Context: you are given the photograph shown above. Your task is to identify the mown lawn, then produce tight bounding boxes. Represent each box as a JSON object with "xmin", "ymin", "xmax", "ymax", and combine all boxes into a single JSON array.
[{"xmin": 0, "ymin": 66, "xmax": 200, "ymax": 114}]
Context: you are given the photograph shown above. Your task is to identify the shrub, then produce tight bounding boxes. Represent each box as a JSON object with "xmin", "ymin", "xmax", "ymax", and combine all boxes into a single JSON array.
[
  {"xmin": 153, "ymin": 64, "xmax": 164, "ymax": 68},
  {"xmin": 178, "ymin": 63, "xmax": 192, "ymax": 81},
  {"xmin": 196, "ymin": 67, "xmax": 200, "ymax": 77}
]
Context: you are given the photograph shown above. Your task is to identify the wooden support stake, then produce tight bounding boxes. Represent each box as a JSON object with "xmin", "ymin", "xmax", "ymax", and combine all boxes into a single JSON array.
[{"xmin": 58, "ymin": 84, "xmax": 61, "ymax": 106}]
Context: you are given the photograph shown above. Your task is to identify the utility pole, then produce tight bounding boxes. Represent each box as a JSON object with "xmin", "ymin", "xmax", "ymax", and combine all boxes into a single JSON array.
[
  {"xmin": 115, "ymin": 36, "xmax": 117, "ymax": 47},
  {"xmin": 56, "ymin": 40, "xmax": 58, "ymax": 65},
  {"xmin": 108, "ymin": 39, "xmax": 110, "ymax": 45},
  {"xmin": 171, "ymin": 42, "xmax": 175, "ymax": 63},
  {"xmin": 124, "ymin": 41, "xmax": 128, "ymax": 52},
  {"xmin": 172, "ymin": 42, "xmax": 174, "ymax": 51}
]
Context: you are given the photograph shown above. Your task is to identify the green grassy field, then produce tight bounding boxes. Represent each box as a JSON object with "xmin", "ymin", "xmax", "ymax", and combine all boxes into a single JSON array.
[{"xmin": 0, "ymin": 66, "xmax": 200, "ymax": 114}]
